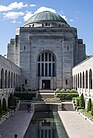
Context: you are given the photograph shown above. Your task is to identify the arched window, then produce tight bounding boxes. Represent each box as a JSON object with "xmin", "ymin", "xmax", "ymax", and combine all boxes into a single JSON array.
[
  {"xmin": 5, "ymin": 70, "xmax": 7, "ymax": 88},
  {"xmin": 83, "ymin": 71, "xmax": 84, "ymax": 88},
  {"xmin": 86, "ymin": 70, "xmax": 88, "ymax": 88},
  {"xmin": 38, "ymin": 51, "xmax": 56, "ymax": 77},
  {"xmin": 89, "ymin": 69, "xmax": 92, "ymax": 89},
  {"xmin": 8, "ymin": 71, "xmax": 10, "ymax": 88},
  {"xmin": 1, "ymin": 68, "xmax": 4, "ymax": 89},
  {"xmin": 76, "ymin": 74, "xmax": 77, "ymax": 89},
  {"xmin": 14, "ymin": 73, "xmax": 15, "ymax": 87},
  {"xmin": 78, "ymin": 73, "xmax": 79, "ymax": 88},
  {"xmin": 80, "ymin": 73, "xmax": 82, "ymax": 88},
  {"xmin": 73, "ymin": 75, "xmax": 75, "ymax": 89},
  {"xmin": 11, "ymin": 72, "xmax": 13, "ymax": 88}
]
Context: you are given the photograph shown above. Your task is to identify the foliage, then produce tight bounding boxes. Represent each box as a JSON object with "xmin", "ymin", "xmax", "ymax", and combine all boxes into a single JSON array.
[
  {"xmin": 72, "ymin": 97, "xmax": 75, "ymax": 103},
  {"xmin": 79, "ymin": 93, "xmax": 85, "ymax": 108},
  {"xmin": 56, "ymin": 93, "xmax": 79, "ymax": 100},
  {"xmin": 81, "ymin": 109, "xmax": 93, "ymax": 119},
  {"xmin": 75, "ymin": 97, "xmax": 80, "ymax": 106},
  {"xmin": 14, "ymin": 92, "xmax": 36, "ymax": 100},
  {"xmin": 44, "ymin": 98, "xmax": 60, "ymax": 102},
  {"xmin": 8, "ymin": 94, "xmax": 14, "ymax": 108},
  {"xmin": 91, "ymin": 103, "xmax": 93, "ymax": 116},
  {"xmin": 76, "ymin": 106, "xmax": 84, "ymax": 110},
  {"xmin": 55, "ymin": 89, "xmax": 78, "ymax": 94},
  {"xmin": 87, "ymin": 98, "xmax": 92, "ymax": 112},
  {"xmin": 2, "ymin": 98, "xmax": 7, "ymax": 111},
  {"xmin": 13, "ymin": 96, "xmax": 19, "ymax": 107},
  {"xmin": 8, "ymin": 94, "xmax": 19, "ymax": 110}
]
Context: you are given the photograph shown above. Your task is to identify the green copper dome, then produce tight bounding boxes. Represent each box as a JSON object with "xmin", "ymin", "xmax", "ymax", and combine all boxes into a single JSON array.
[{"xmin": 25, "ymin": 11, "xmax": 68, "ymax": 25}]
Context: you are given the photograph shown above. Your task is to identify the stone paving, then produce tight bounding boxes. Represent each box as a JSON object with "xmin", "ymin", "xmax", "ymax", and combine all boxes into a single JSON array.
[
  {"xmin": 0, "ymin": 111, "xmax": 34, "ymax": 138},
  {"xmin": 58, "ymin": 111, "xmax": 93, "ymax": 138}
]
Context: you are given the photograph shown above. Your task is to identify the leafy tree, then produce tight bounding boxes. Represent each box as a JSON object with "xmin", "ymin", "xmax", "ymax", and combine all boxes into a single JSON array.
[
  {"xmin": 91, "ymin": 103, "xmax": 93, "ymax": 116},
  {"xmin": 8, "ymin": 94, "xmax": 14, "ymax": 108},
  {"xmin": 79, "ymin": 93, "xmax": 85, "ymax": 108},
  {"xmin": 87, "ymin": 98, "xmax": 92, "ymax": 112}
]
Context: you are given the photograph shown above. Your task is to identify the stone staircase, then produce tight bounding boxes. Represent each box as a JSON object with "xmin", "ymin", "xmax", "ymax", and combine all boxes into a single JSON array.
[{"xmin": 38, "ymin": 90, "xmax": 55, "ymax": 99}]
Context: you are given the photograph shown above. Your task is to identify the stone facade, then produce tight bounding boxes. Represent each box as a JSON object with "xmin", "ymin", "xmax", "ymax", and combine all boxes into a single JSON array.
[
  {"xmin": 72, "ymin": 56, "xmax": 93, "ymax": 108},
  {"xmin": 7, "ymin": 11, "xmax": 86, "ymax": 91},
  {"xmin": 0, "ymin": 54, "xmax": 20, "ymax": 105}
]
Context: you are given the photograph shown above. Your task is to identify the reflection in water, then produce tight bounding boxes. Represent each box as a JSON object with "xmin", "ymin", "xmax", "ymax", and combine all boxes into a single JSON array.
[{"xmin": 24, "ymin": 112, "xmax": 68, "ymax": 138}]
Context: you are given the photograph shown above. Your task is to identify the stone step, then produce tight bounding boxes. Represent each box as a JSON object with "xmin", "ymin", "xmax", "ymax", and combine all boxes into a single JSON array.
[
  {"xmin": 39, "ymin": 90, "xmax": 54, "ymax": 93},
  {"xmin": 38, "ymin": 92, "xmax": 55, "ymax": 99}
]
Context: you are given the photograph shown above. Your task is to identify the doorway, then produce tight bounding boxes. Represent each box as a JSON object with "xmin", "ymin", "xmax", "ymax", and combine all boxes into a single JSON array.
[{"xmin": 42, "ymin": 80, "xmax": 50, "ymax": 89}]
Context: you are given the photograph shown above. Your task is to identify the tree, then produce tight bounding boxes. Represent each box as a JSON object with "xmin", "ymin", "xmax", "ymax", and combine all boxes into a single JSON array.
[
  {"xmin": 79, "ymin": 93, "xmax": 85, "ymax": 108},
  {"xmin": 91, "ymin": 103, "xmax": 93, "ymax": 116},
  {"xmin": 87, "ymin": 98, "xmax": 92, "ymax": 112},
  {"xmin": 8, "ymin": 94, "xmax": 14, "ymax": 108}
]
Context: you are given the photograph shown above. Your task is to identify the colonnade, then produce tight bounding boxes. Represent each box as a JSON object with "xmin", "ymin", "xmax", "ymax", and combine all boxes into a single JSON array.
[
  {"xmin": 73, "ymin": 69, "xmax": 92, "ymax": 90},
  {"xmin": 0, "ymin": 68, "xmax": 20, "ymax": 89}
]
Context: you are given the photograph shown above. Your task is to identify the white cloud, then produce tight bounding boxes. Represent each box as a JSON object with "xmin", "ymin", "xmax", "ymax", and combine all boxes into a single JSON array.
[
  {"xmin": 34, "ymin": 6, "xmax": 56, "ymax": 14},
  {"xmin": 3, "ymin": 11, "xmax": 24, "ymax": 21},
  {"xmin": 0, "ymin": 2, "xmax": 28, "ymax": 12},
  {"xmin": 23, "ymin": 6, "xmax": 57, "ymax": 22},
  {"xmin": 30, "ymin": 4, "xmax": 36, "ymax": 7},
  {"xmin": 23, "ymin": 11, "xmax": 33, "ymax": 21}
]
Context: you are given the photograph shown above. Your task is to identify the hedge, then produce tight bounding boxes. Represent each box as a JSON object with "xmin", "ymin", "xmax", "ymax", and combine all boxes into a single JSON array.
[
  {"xmin": 56, "ymin": 93, "xmax": 79, "ymax": 100},
  {"xmin": 55, "ymin": 89, "xmax": 78, "ymax": 94},
  {"xmin": 14, "ymin": 92, "xmax": 36, "ymax": 100}
]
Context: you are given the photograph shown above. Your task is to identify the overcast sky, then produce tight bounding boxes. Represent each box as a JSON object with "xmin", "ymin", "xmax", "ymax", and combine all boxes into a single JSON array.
[{"xmin": 0, "ymin": 0, "xmax": 93, "ymax": 56}]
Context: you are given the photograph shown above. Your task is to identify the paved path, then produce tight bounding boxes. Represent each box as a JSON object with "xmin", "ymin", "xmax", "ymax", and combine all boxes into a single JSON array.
[
  {"xmin": 58, "ymin": 111, "xmax": 93, "ymax": 138},
  {"xmin": 0, "ymin": 111, "xmax": 34, "ymax": 138}
]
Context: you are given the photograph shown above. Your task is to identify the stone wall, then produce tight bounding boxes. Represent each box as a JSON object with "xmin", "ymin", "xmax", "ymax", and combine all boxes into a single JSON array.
[
  {"xmin": 72, "ymin": 56, "xmax": 93, "ymax": 108},
  {"xmin": 0, "ymin": 55, "xmax": 21, "ymax": 105}
]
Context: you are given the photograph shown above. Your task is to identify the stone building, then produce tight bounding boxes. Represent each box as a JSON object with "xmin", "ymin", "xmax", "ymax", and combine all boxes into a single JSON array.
[
  {"xmin": 72, "ymin": 56, "xmax": 93, "ymax": 108},
  {"xmin": 7, "ymin": 11, "xmax": 86, "ymax": 91},
  {"xmin": 0, "ymin": 55, "xmax": 20, "ymax": 105}
]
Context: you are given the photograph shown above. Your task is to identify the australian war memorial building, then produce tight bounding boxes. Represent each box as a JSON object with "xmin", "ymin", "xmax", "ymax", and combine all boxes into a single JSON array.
[{"xmin": 7, "ymin": 11, "xmax": 86, "ymax": 91}]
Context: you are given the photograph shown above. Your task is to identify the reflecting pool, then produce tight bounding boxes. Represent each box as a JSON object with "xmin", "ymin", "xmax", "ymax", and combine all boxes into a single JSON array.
[{"xmin": 24, "ymin": 111, "xmax": 68, "ymax": 138}]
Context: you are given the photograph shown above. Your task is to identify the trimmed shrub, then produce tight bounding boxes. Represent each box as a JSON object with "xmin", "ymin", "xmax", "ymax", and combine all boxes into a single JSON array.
[
  {"xmin": 8, "ymin": 94, "xmax": 14, "ymax": 108},
  {"xmin": 14, "ymin": 92, "xmax": 36, "ymax": 100},
  {"xmin": 72, "ymin": 97, "xmax": 75, "ymax": 103},
  {"xmin": 56, "ymin": 93, "xmax": 79, "ymax": 100},
  {"xmin": 13, "ymin": 96, "xmax": 19, "ymax": 107},
  {"xmin": 8, "ymin": 94, "xmax": 20, "ymax": 110},
  {"xmin": 55, "ymin": 88, "xmax": 60, "ymax": 93},
  {"xmin": 70, "ymin": 90, "xmax": 78, "ymax": 93},
  {"xmin": 91, "ymin": 103, "xmax": 93, "ymax": 116},
  {"xmin": 87, "ymin": 98, "xmax": 92, "ymax": 112},
  {"xmin": 79, "ymin": 93, "xmax": 85, "ymax": 108},
  {"xmin": 77, "ymin": 106, "xmax": 84, "ymax": 110},
  {"xmin": 75, "ymin": 97, "xmax": 80, "ymax": 106},
  {"xmin": 60, "ymin": 89, "xmax": 65, "ymax": 93},
  {"xmin": 55, "ymin": 89, "xmax": 78, "ymax": 94}
]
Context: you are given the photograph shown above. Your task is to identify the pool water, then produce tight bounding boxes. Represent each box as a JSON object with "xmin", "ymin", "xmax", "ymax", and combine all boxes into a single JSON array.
[{"xmin": 24, "ymin": 112, "xmax": 68, "ymax": 138}]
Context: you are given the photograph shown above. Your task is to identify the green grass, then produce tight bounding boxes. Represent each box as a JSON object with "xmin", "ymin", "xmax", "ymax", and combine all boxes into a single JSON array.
[{"xmin": 81, "ymin": 109, "xmax": 93, "ymax": 119}]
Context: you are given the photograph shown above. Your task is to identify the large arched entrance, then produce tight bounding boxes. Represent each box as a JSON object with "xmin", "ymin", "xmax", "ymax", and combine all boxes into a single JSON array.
[{"xmin": 37, "ymin": 51, "xmax": 56, "ymax": 90}]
